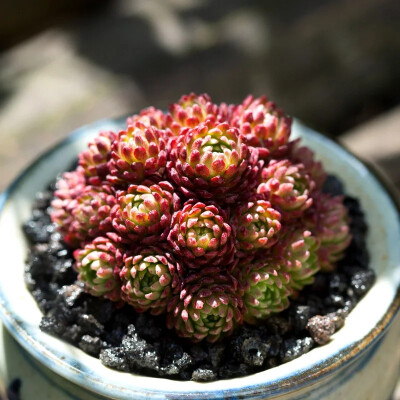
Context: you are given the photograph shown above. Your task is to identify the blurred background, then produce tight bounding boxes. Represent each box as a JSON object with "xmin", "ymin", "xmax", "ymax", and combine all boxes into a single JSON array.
[{"xmin": 0, "ymin": 0, "xmax": 399, "ymax": 192}]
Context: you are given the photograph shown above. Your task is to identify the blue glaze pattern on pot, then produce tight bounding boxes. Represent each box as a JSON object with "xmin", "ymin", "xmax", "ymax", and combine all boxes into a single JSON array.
[{"xmin": 0, "ymin": 118, "xmax": 399, "ymax": 399}]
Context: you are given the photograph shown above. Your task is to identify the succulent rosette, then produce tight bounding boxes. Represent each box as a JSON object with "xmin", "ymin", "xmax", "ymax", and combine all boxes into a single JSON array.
[
  {"xmin": 112, "ymin": 181, "xmax": 180, "ymax": 243},
  {"xmin": 168, "ymin": 121, "xmax": 260, "ymax": 203},
  {"xmin": 287, "ymin": 139, "xmax": 327, "ymax": 189},
  {"xmin": 120, "ymin": 246, "xmax": 182, "ymax": 315},
  {"xmin": 52, "ymin": 184, "xmax": 116, "ymax": 248},
  {"xmin": 304, "ymin": 193, "xmax": 351, "ymax": 272},
  {"xmin": 231, "ymin": 95, "xmax": 292, "ymax": 157},
  {"xmin": 274, "ymin": 229, "xmax": 320, "ymax": 291},
  {"xmin": 126, "ymin": 106, "xmax": 166, "ymax": 130},
  {"xmin": 231, "ymin": 196, "xmax": 282, "ymax": 254},
  {"xmin": 233, "ymin": 258, "xmax": 292, "ymax": 324},
  {"xmin": 51, "ymin": 168, "xmax": 86, "ymax": 237},
  {"xmin": 167, "ymin": 272, "xmax": 243, "ymax": 342},
  {"xmin": 168, "ymin": 201, "xmax": 235, "ymax": 268},
  {"xmin": 52, "ymin": 167, "xmax": 86, "ymax": 201},
  {"xmin": 108, "ymin": 123, "xmax": 167, "ymax": 185},
  {"xmin": 257, "ymin": 159, "xmax": 315, "ymax": 218},
  {"xmin": 166, "ymin": 93, "xmax": 220, "ymax": 135},
  {"xmin": 78, "ymin": 131, "xmax": 117, "ymax": 186},
  {"xmin": 73, "ymin": 234, "xmax": 123, "ymax": 301}
]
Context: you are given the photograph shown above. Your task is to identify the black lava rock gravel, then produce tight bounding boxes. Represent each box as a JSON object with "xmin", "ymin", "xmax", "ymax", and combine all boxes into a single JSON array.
[{"xmin": 22, "ymin": 175, "xmax": 374, "ymax": 381}]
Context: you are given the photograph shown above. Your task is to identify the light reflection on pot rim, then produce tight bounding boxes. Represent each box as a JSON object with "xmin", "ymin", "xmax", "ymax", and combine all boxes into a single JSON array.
[{"xmin": 0, "ymin": 117, "xmax": 399, "ymax": 400}]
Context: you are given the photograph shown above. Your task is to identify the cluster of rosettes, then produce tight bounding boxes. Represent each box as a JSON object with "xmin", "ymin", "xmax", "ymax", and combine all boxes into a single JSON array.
[{"xmin": 51, "ymin": 93, "xmax": 352, "ymax": 343}]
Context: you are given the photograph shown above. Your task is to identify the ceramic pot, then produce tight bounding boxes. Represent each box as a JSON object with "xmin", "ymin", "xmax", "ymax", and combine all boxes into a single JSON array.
[{"xmin": 0, "ymin": 118, "xmax": 399, "ymax": 400}]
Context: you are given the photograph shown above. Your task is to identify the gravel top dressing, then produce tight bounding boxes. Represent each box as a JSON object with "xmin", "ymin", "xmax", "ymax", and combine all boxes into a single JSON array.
[{"xmin": 23, "ymin": 175, "xmax": 375, "ymax": 382}]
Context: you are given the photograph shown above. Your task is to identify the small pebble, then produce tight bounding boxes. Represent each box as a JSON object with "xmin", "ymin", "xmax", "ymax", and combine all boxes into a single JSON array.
[
  {"xmin": 306, "ymin": 315, "xmax": 335, "ymax": 345},
  {"xmin": 58, "ymin": 284, "xmax": 84, "ymax": 308},
  {"xmin": 78, "ymin": 314, "xmax": 104, "ymax": 337},
  {"xmin": 241, "ymin": 337, "xmax": 269, "ymax": 367},
  {"xmin": 349, "ymin": 270, "xmax": 376, "ymax": 297},
  {"xmin": 100, "ymin": 348, "xmax": 130, "ymax": 372},
  {"xmin": 327, "ymin": 311, "xmax": 345, "ymax": 331},
  {"xmin": 280, "ymin": 337, "xmax": 314, "ymax": 363},
  {"xmin": 79, "ymin": 335, "xmax": 103, "ymax": 356},
  {"xmin": 192, "ymin": 368, "xmax": 217, "ymax": 382}
]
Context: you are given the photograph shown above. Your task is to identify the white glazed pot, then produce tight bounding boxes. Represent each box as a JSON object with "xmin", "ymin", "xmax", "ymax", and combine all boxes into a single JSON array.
[{"xmin": 0, "ymin": 118, "xmax": 399, "ymax": 400}]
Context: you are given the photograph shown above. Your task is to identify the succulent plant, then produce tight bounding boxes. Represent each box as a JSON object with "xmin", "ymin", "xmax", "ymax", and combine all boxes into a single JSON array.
[
  {"xmin": 231, "ymin": 196, "xmax": 282, "ymax": 254},
  {"xmin": 168, "ymin": 201, "xmax": 235, "ymax": 268},
  {"xmin": 49, "ymin": 93, "xmax": 354, "ymax": 344},
  {"xmin": 233, "ymin": 257, "xmax": 292, "ymax": 324},
  {"xmin": 168, "ymin": 121, "xmax": 260, "ymax": 203},
  {"xmin": 78, "ymin": 131, "xmax": 117, "ymax": 186},
  {"xmin": 108, "ymin": 123, "xmax": 167, "ymax": 185},
  {"xmin": 52, "ymin": 184, "xmax": 116, "ymax": 248},
  {"xmin": 73, "ymin": 234, "xmax": 123, "ymax": 301},
  {"xmin": 304, "ymin": 193, "xmax": 351, "ymax": 272},
  {"xmin": 231, "ymin": 95, "xmax": 292, "ymax": 158},
  {"xmin": 120, "ymin": 246, "xmax": 182, "ymax": 315},
  {"xmin": 112, "ymin": 181, "xmax": 180, "ymax": 243},
  {"xmin": 126, "ymin": 107, "xmax": 166, "ymax": 130},
  {"xmin": 274, "ymin": 229, "xmax": 320, "ymax": 291},
  {"xmin": 257, "ymin": 159, "xmax": 315, "ymax": 218},
  {"xmin": 166, "ymin": 93, "xmax": 220, "ymax": 135},
  {"xmin": 167, "ymin": 272, "xmax": 243, "ymax": 342}
]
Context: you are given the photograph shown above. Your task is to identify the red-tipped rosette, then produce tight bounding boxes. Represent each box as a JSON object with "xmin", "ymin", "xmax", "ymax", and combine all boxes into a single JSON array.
[
  {"xmin": 166, "ymin": 93, "xmax": 221, "ymax": 135},
  {"xmin": 126, "ymin": 107, "xmax": 166, "ymax": 130},
  {"xmin": 78, "ymin": 131, "xmax": 117, "ymax": 186},
  {"xmin": 273, "ymin": 228, "xmax": 320, "ymax": 291},
  {"xmin": 73, "ymin": 234, "xmax": 123, "ymax": 301},
  {"xmin": 167, "ymin": 201, "xmax": 235, "ymax": 268},
  {"xmin": 52, "ymin": 184, "xmax": 116, "ymax": 248},
  {"xmin": 111, "ymin": 181, "xmax": 180, "ymax": 244},
  {"xmin": 107, "ymin": 123, "xmax": 167, "ymax": 185},
  {"xmin": 257, "ymin": 159, "xmax": 315, "ymax": 219},
  {"xmin": 232, "ymin": 257, "xmax": 292, "ymax": 324},
  {"xmin": 120, "ymin": 246, "xmax": 182, "ymax": 315},
  {"xmin": 231, "ymin": 196, "xmax": 282, "ymax": 254},
  {"xmin": 167, "ymin": 121, "xmax": 261, "ymax": 203},
  {"xmin": 167, "ymin": 272, "xmax": 243, "ymax": 342},
  {"xmin": 231, "ymin": 95, "xmax": 292, "ymax": 158},
  {"xmin": 303, "ymin": 193, "xmax": 352, "ymax": 272}
]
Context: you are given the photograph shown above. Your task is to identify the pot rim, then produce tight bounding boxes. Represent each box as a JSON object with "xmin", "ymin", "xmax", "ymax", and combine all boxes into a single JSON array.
[{"xmin": 0, "ymin": 117, "xmax": 399, "ymax": 399}]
